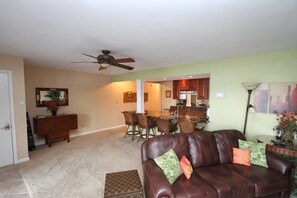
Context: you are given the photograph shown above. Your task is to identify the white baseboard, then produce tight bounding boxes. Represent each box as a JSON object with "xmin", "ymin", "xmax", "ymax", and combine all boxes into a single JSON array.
[
  {"xmin": 71, "ymin": 125, "xmax": 126, "ymax": 138},
  {"xmin": 16, "ymin": 157, "xmax": 30, "ymax": 164},
  {"xmin": 34, "ymin": 125, "xmax": 126, "ymax": 146}
]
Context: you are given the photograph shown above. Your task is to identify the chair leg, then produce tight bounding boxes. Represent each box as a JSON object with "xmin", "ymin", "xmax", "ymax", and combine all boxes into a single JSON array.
[
  {"xmin": 131, "ymin": 125, "xmax": 135, "ymax": 141},
  {"xmin": 137, "ymin": 128, "xmax": 145, "ymax": 142},
  {"xmin": 152, "ymin": 128, "xmax": 157, "ymax": 136},
  {"xmin": 124, "ymin": 125, "xmax": 130, "ymax": 138}
]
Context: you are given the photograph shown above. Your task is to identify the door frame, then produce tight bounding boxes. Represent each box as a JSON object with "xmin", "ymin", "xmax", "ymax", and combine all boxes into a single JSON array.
[{"xmin": 0, "ymin": 69, "xmax": 17, "ymax": 164}]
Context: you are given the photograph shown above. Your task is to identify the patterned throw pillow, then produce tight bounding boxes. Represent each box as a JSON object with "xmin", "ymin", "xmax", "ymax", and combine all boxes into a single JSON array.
[
  {"xmin": 154, "ymin": 149, "xmax": 183, "ymax": 184},
  {"xmin": 180, "ymin": 155, "xmax": 193, "ymax": 179},
  {"xmin": 232, "ymin": 147, "xmax": 251, "ymax": 166},
  {"xmin": 238, "ymin": 139, "xmax": 268, "ymax": 168}
]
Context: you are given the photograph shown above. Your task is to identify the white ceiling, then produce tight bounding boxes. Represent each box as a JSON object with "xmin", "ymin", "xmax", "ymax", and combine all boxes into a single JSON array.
[{"xmin": 0, "ymin": 0, "xmax": 297, "ymax": 76}]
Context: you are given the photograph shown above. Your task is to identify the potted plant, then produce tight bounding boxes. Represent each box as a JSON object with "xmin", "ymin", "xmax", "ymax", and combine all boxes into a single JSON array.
[{"xmin": 42, "ymin": 90, "xmax": 62, "ymax": 116}]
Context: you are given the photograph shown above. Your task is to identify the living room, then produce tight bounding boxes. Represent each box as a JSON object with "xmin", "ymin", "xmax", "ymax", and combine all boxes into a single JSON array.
[{"xmin": 0, "ymin": 0, "xmax": 297, "ymax": 197}]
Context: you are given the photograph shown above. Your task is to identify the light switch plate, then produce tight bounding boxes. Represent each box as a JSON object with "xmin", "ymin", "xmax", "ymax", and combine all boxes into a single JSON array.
[{"xmin": 216, "ymin": 92, "xmax": 224, "ymax": 98}]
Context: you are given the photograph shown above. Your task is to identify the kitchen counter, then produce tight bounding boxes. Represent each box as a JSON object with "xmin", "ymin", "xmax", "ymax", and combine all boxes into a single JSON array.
[{"xmin": 169, "ymin": 106, "xmax": 208, "ymax": 122}]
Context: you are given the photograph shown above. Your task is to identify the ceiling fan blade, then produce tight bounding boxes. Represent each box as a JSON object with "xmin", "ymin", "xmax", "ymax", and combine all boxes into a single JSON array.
[
  {"xmin": 98, "ymin": 66, "xmax": 107, "ymax": 70},
  {"xmin": 115, "ymin": 58, "xmax": 135, "ymax": 63},
  {"xmin": 70, "ymin": 61, "xmax": 99, "ymax": 63},
  {"xmin": 113, "ymin": 63, "xmax": 134, "ymax": 70},
  {"xmin": 82, "ymin": 53, "xmax": 97, "ymax": 59}
]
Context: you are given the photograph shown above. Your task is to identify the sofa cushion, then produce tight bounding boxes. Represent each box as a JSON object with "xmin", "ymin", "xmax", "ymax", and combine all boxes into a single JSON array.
[
  {"xmin": 195, "ymin": 165, "xmax": 255, "ymax": 198},
  {"xmin": 214, "ymin": 130, "xmax": 246, "ymax": 164},
  {"xmin": 172, "ymin": 172, "xmax": 218, "ymax": 198},
  {"xmin": 180, "ymin": 155, "xmax": 193, "ymax": 179},
  {"xmin": 232, "ymin": 147, "xmax": 251, "ymax": 166},
  {"xmin": 187, "ymin": 131, "xmax": 220, "ymax": 168},
  {"xmin": 141, "ymin": 133, "xmax": 189, "ymax": 162},
  {"xmin": 224, "ymin": 163, "xmax": 290, "ymax": 197},
  {"xmin": 238, "ymin": 140, "xmax": 268, "ymax": 168},
  {"xmin": 154, "ymin": 149, "xmax": 183, "ymax": 184}
]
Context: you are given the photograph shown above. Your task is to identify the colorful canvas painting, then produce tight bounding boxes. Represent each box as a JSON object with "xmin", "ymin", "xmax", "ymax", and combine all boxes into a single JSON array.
[
  {"xmin": 253, "ymin": 83, "xmax": 297, "ymax": 114},
  {"xmin": 253, "ymin": 84, "xmax": 269, "ymax": 113},
  {"xmin": 269, "ymin": 83, "xmax": 290, "ymax": 114}
]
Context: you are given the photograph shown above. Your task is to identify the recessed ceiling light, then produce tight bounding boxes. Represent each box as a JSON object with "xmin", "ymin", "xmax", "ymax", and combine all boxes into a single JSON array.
[
  {"xmin": 189, "ymin": 75, "xmax": 193, "ymax": 78},
  {"xmin": 163, "ymin": 78, "xmax": 167, "ymax": 80}
]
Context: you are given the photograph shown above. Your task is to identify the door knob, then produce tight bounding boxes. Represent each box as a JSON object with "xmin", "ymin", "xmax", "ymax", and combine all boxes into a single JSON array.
[{"xmin": 1, "ymin": 123, "xmax": 11, "ymax": 130}]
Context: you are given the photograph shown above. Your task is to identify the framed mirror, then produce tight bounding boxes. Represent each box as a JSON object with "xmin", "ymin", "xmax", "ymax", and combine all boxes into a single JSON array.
[{"xmin": 36, "ymin": 87, "xmax": 69, "ymax": 107}]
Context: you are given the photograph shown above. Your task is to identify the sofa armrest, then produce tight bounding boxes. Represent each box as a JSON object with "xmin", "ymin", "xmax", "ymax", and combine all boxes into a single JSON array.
[
  {"xmin": 266, "ymin": 151, "xmax": 293, "ymax": 176},
  {"xmin": 142, "ymin": 160, "xmax": 173, "ymax": 198}
]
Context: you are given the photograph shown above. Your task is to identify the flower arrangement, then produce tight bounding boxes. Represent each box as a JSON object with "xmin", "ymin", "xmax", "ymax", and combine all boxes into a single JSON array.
[
  {"xmin": 275, "ymin": 111, "xmax": 297, "ymax": 132},
  {"xmin": 275, "ymin": 111, "xmax": 297, "ymax": 142}
]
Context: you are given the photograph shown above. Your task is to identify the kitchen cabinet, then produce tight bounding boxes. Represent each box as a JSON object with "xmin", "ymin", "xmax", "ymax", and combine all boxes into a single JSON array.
[
  {"xmin": 197, "ymin": 78, "xmax": 209, "ymax": 100},
  {"xmin": 172, "ymin": 78, "xmax": 209, "ymax": 100},
  {"xmin": 179, "ymin": 79, "xmax": 196, "ymax": 91},
  {"xmin": 173, "ymin": 80, "xmax": 180, "ymax": 99}
]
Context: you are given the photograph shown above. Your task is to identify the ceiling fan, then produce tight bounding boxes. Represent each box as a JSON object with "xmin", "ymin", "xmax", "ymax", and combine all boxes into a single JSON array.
[{"xmin": 71, "ymin": 50, "xmax": 135, "ymax": 70}]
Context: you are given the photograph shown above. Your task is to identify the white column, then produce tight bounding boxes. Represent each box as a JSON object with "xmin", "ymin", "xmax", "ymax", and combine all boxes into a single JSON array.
[{"xmin": 136, "ymin": 79, "xmax": 144, "ymax": 113}]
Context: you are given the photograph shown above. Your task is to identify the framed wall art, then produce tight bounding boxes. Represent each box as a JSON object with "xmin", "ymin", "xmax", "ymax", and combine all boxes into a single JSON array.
[{"xmin": 165, "ymin": 90, "xmax": 171, "ymax": 98}]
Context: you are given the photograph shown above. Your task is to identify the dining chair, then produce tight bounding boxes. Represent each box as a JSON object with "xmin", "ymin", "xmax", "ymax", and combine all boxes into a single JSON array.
[
  {"xmin": 122, "ymin": 111, "xmax": 141, "ymax": 141},
  {"xmin": 178, "ymin": 118, "xmax": 203, "ymax": 133},
  {"xmin": 136, "ymin": 113, "xmax": 157, "ymax": 141},
  {"xmin": 156, "ymin": 118, "xmax": 178, "ymax": 135}
]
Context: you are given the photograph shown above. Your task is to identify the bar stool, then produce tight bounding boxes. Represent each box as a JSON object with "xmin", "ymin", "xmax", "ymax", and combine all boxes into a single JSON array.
[
  {"xmin": 122, "ymin": 111, "xmax": 141, "ymax": 141},
  {"xmin": 156, "ymin": 118, "xmax": 178, "ymax": 135},
  {"xmin": 178, "ymin": 119, "xmax": 204, "ymax": 133},
  {"xmin": 136, "ymin": 113, "xmax": 157, "ymax": 141}
]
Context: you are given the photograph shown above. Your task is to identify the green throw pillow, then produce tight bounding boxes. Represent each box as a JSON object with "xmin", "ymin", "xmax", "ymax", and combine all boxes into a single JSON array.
[
  {"xmin": 238, "ymin": 139, "xmax": 268, "ymax": 168},
  {"xmin": 154, "ymin": 149, "xmax": 183, "ymax": 184}
]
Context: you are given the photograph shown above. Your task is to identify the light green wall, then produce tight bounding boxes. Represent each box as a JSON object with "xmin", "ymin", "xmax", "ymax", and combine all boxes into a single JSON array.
[{"xmin": 111, "ymin": 49, "xmax": 297, "ymax": 140}]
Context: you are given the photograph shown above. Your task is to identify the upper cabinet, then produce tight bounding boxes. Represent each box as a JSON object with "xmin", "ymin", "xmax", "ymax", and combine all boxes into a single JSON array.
[
  {"xmin": 173, "ymin": 80, "xmax": 180, "ymax": 99},
  {"xmin": 172, "ymin": 78, "xmax": 209, "ymax": 100},
  {"xmin": 197, "ymin": 78, "xmax": 209, "ymax": 100},
  {"xmin": 179, "ymin": 79, "xmax": 196, "ymax": 91}
]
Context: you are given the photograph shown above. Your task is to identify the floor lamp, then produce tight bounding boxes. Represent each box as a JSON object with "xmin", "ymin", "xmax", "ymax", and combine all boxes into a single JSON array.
[{"xmin": 242, "ymin": 82, "xmax": 261, "ymax": 135}]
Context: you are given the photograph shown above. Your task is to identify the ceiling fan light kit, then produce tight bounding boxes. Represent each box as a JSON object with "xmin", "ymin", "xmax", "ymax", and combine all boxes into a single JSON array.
[{"xmin": 71, "ymin": 50, "xmax": 135, "ymax": 71}]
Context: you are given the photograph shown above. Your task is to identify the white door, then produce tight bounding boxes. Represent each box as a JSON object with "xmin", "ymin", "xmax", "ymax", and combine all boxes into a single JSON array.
[{"xmin": 0, "ymin": 71, "xmax": 14, "ymax": 167}]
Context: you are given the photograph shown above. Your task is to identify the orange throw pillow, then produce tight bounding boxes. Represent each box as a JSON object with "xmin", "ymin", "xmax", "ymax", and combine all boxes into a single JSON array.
[
  {"xmin": 180, "ymin": 155, "xmax": 193, "ymax": 179},
  {"xmin": 232, "ymin": 147, "xmax": 251, "ymax": 166}
]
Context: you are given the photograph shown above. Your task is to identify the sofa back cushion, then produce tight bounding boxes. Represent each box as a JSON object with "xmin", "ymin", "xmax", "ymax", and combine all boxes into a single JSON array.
[
  {"xmin": 187, "ymin": 131, "xmax": 220, "ymax": 168},
  {"xmin": 141, "ymin": 133, "xmax": 189, "ymax": 162},
  {"xmin": 214, "ymin": 130, "xmax": 246, "ymax": 164}
]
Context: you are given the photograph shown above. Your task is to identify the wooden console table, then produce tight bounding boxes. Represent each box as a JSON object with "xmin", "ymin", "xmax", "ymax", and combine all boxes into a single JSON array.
[
  {"xmin": 258, "ymin": 135, "xmax": 297, "ymax": 195},
  {"xmin": 33, "ymin": 114, "xmax": 78, "ymax": 147},
  {"xmin": 257, "ymin": 135, "xmax": 297, "ymax": 157}
]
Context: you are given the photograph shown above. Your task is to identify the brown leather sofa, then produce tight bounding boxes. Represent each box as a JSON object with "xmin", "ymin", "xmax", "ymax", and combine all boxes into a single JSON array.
[{"xmin": 141, "ymin": 130, "xmax": 294, "ymax": 198}]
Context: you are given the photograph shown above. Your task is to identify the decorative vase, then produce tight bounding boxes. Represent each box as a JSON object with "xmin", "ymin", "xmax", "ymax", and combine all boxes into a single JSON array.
[
  {"xmin": 275, "ymin": 128, "xmax": 283, "ymax": 140},
  {"xmin": 51, "ymin": 110, "xmax": 57, "ymax": 116},
  {"xmin": 281, "ymin": 130, "xmax": 293, "ymax": 142}
]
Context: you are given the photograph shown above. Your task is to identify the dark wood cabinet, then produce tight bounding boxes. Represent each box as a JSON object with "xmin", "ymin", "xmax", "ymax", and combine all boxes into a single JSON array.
[
  {"xmin": 179, "ymin": 79, "xmax": 196, "ymax": 91},
  {"xmin": 172, "ymin": 78, "xmax": 209, "ymax": 100},
  {"xmin": 33, "ymin": 114, "xmax": 78, "ymax": 147},
  {"xmin": 173, "ymin": 80, "xmax": 180, "ymax": 99},
  {"xmin": 197, "ymin": 78, "xmax": 209, "ymax": 100}
]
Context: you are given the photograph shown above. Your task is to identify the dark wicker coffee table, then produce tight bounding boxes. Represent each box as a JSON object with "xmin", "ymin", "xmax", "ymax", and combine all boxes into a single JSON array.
[{"xmin": 104, "ymin": 169, "xmax": 144, "ymax": 198}]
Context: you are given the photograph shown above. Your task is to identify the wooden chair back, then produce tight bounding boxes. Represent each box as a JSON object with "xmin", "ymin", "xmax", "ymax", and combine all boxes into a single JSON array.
[{"xmin": 178, "ymin": 119, "xmax": 197, "ymax": 133}]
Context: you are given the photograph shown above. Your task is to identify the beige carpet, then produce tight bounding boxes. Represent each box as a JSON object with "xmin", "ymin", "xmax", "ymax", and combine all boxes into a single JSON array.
[{"xmin": 18, "ymin": 127, "xmax": 143, "ymax": 198}]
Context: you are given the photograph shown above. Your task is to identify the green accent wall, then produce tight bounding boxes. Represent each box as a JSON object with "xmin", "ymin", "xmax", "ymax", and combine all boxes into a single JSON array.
[{"xmin": 111, "ymin": 48, "xmax": 297, "ymax": 140}]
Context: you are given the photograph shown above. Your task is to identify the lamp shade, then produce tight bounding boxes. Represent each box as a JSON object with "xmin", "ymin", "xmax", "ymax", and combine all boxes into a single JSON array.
[{"xmin": 242, "ymin": 82, "xmax": 261, "ymax": 91}]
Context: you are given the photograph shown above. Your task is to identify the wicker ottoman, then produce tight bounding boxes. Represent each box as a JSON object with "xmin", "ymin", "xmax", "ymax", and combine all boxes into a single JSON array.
[{"xmin": 104, "ymin": 170, "xmax": 144, "ymax": 198}]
